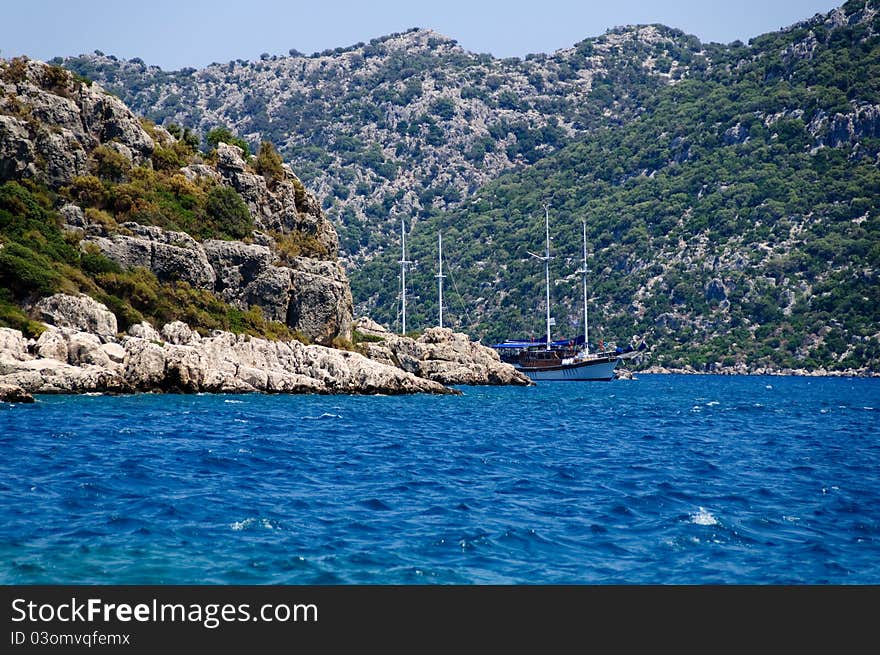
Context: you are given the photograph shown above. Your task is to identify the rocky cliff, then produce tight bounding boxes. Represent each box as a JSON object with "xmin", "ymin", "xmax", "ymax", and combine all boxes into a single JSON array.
[{"xmin": 0, "ymin": 56, "xmax": 351, "ymax": 345}]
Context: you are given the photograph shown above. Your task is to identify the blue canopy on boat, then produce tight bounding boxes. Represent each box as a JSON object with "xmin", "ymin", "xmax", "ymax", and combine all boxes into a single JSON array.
[{"xmin": 490, "ymin": 335, "xmax": 586, "ymax": 349}]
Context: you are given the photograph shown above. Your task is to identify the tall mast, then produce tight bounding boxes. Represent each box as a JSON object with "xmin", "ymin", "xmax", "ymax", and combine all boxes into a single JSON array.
[
  {"xmin": 581, "ymin": 221, "xmax": 590, "ymax": 356},
  {"xmin": 528, "ymin": 204, "xmax": 553, "ymax": 350},
  {"xmin": 543, "ymin": 204, "xmax": 552, "ymax": 350},
  {"xmin": 398, "ymin": 217, "xmax": 411, "ymax": 335},
  {"xmin": 436, "ymin": 232, "xmax": 446, "ymax": 329}
]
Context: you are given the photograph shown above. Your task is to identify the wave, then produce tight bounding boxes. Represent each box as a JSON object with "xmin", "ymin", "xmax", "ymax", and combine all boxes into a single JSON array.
[{"xmin": 691, "ymin": 507, "xmax": 719, "ymax": 526}]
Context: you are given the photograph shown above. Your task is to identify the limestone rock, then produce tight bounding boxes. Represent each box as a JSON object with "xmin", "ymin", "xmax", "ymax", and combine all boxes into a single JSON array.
[
  {"xmin": 66, "ymin": 331, "xmax": 113, "ymax": 367},
  {"xmin": 0, "ymin": 58, "xmax": 153, "ymax": 186},
  {"xmin": 353, "ymin": 317, "xmax": 389, "ymax": 337},
  {"xmin": 286, "ymin": 257, "xmax": 353, "ymax": 344},
  {"xmin": 127, "ymin": 321, "xmax": 162, "ymax": 342},
  {"xmin": 83, "ymin": 223, "xmax": 216, "ymax": 289},
  {"xmin": 0, "ymin": 327, "xmax": 29, "ymax": 360},
  {"xmin": 360, "ymin": 325, "xmax": 531, "ymax": 386},
  {"xmin": 34, "ymin": 327, "xmax": 68, "ymax": 361},
  {"xmin": 0, "ymin": 382, "xmax": 34, "ymax": 403},
  {"xmin": 213, "ymin": 143, "xmax": 338, "ymax": 256},
  {"xmin": 203, "ymin": 240, "xmax": 291, "ymax": 322},
  {"xmin": 34, "ymin": 294, "xmax": 117, "ymax": 338},
  {"xmin": 161, "ymin": 321, "xmax": 201, "ymax": 346}
]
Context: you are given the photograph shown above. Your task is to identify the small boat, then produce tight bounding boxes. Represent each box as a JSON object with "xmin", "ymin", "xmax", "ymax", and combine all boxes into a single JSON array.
[{"xmin": 491, "ymin": 206, "xmax": 641, "ymax": 381}]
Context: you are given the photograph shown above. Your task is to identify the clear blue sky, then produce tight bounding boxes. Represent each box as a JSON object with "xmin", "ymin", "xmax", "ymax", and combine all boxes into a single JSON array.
[{"xmin": 1, "ymin": 0, "xmax": 840, "ymax": 70}]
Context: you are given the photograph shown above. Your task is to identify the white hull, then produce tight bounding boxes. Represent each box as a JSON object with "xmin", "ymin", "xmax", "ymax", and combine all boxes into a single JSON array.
[{"xmin": 516, "ymin": 357, "xmax": 619, "ymax": 381}]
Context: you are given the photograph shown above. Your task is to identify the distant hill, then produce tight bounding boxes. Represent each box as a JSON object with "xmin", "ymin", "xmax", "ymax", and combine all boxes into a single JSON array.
[
  {"xmin": 353, "ymin": 0, "xmax": 880, "ymax": 372},
  {"xmin": 61, "ymin": 25, "xmax": 705, "ymax": 266}
]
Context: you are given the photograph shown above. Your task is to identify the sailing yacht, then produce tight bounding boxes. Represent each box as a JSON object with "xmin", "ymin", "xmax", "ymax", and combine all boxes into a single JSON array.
[{"xmin": 491, "ymin": 206, "xmax": 626, "ymax": 381}]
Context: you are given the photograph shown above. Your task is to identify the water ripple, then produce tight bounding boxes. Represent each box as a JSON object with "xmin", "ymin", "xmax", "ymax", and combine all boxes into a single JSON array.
[{"xmin": 1, "ymin": 376, "xmax": 879, "ymax": 583}]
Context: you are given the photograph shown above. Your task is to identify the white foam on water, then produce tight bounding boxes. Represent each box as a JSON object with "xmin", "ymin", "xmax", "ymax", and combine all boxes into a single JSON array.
[
  {"xmin": 224, "ymin": 399, "xmax": 245, "ymax": 404},
  {"xmin": 692, "ymin": 507, "xmax": 718, "ymax": 526},
  {"xmin": 706, "ymin": 401, "xmax": 719, "ymax": 407},
  {"xmin": 766, "ymin": 385, "xmax": 773, "ymax": 390},
  {"xmin": 231, "ymin": 517, "xmax": 276, "ymax": 531},
  {"xmin": 302, "ymin": 413, "xmax": 342, "ymax": 420}
]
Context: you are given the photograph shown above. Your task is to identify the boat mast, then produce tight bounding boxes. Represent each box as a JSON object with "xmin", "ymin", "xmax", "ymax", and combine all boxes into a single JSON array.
[
  {"xmin": 581, "ymin": 221, "xmax": 590, "ymax": 355},
  {"xmin": 543, "ymin": 204, "xmax": 552, "ymax": 350},
  {"xmin": 528, "ymin": 204, "xmax": 553, "ymax": 350},
  {"xmin": 436, "ymin": 232, "xmax": 446, "ymax": 329},
  {"xmin": 398, "ymin": 217, "xmax": 411, "ymax": 335}
]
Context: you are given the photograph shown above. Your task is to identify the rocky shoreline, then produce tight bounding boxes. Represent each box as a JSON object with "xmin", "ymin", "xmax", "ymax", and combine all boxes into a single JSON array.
[
  {"xmin": 0, "ymin": 294, "xmax": 530, "ymax": 402},
  {"xmin": 634, "ymin": 365, "xmax": 878, "ymax": 378}
]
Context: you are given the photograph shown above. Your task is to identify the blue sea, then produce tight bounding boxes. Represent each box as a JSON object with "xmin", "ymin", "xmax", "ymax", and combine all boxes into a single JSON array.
[{"xmin": 1, "ymin": 375, "xmax": 878, "ymax": 584}]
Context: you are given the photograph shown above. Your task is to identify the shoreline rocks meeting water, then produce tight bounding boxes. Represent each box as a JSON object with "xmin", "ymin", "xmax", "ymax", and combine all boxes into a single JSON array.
[{"xmin": 0, "ymin": 294, "xmax": 530, "ymax": 400}]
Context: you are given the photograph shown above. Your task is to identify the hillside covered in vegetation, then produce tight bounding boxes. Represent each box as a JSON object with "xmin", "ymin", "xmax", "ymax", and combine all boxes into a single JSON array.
[
  {"xmin": 0, "ymin": 57, "xmax": 352, "ymax": 346},
  {"xmin": 62, "ymin": 24, "xmax": 706, "ymax": 267},
  {"xmin": 354, "ymin": 0, "xmax": 880, "ymax": 372}
]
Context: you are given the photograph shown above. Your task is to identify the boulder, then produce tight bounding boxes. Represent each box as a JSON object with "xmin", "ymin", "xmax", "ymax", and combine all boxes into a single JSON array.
[
  {"xmin": 34, "ymin": 327, "xmax": 68, "ymax": 361},
  {"xmin": 33, "ymin": 294, "xmax": 117, "ymax": 338},
  {"xmin": 127, "ymin": 321, "xmax": 162, "ymax": 342},
  {"xmin": 66, "ymin": 331, "xmax": 112, "ymax": 367},
  {"xmin": 160, "ymin": 321, "xmax": 200, "ymax": 346},
  {"xmin": 286, "ymin": 258, "xmax": 353, "ymax": 344},
  {"xmin": 0, "ymin": 327, "xmax": 29, "ymax": 360},
  {"xmin": 0, "ymin": 382, "xmax": 34, "ymax": 403}
]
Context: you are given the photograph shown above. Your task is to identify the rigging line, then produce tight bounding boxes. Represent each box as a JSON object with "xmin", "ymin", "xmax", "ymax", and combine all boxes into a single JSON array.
[{"xmin": 447, "ymin": 263, "xmax": 473, "ymax": 329}]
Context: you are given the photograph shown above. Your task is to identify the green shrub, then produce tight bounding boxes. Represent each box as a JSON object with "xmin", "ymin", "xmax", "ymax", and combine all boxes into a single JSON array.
[
  {"xmin": 0, "ymin": 291, "xmax": 45, "ymax": 338},
  {"xmin": 90, "ymin": 145, "xmax": 131, "ymax": 182},
  {"xmin": 273, "ymin": 229, "xmax": 328, "ymax": 261},
  {"xmin": 205, "ymin": 126, "xmax": 251, "ymax": 158},
  {"xmin": 205, "ymin": 186, "xmax": 252, "ymax": 239},
  {"xmin": 65, "ymin": 175, "xmax": 107, "ymax": 206},
  {"xmin": 254, "ymin": 140, "xmax": 285, "ymax": 186},
  {"xmin": 151, "ymin": 145, "xmax": 185, "ymax": 172},
  {"xmin": 352, "ymin": 329, "xmax": 385, "ymax": 343},
  {"xmin": 0, "ymin": 242, "xmax": 59, "ymax": 298}
]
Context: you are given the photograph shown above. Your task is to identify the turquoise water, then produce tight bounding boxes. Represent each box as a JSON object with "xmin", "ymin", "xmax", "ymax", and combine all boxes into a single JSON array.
[{"xmin": 1, "ymin": 375, "xmax": 878, "ymax": 584}]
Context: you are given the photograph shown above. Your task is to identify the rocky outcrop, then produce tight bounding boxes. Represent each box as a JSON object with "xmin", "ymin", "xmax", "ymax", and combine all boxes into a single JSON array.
[
  {"xmin": 1, "ymin": 57, "xmax": 352, "ymax": 346},
  {"xmin": 354, "ymin": 318, "xmax": 531, "ymax": 386},
  {"xmin": 79, "ymin": 217, "xmax": 353, "ymax": 344},
  {"xmin": 0, "ymin": 57, "xmax": 153, "ymax": 186},
  {"xmin": 212, "ymin": 143, "xmax": 338, "ymax": 256},
  {"xmin": 0, "ymin": 382, "xmax": 34, "ymax": 403},
  {"xmin": 286, "ymin": 258, "xmax": 353, "ymax": 344},
  {"xmin": 0, "ymin": 295, "xmax": 451, "ymax": 395},
  {"xmin": 33, "ymin": 294, "xmax": 117, "ymax": 338},
  {"xmin": 83, "ymin": 223, "xmax": 216, "ymax": 289},
  {"xmin": 203, "ymin": 239, "xmax": 290, "ymax": 322}
]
